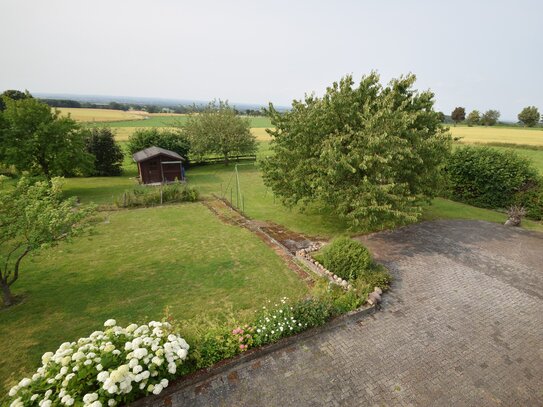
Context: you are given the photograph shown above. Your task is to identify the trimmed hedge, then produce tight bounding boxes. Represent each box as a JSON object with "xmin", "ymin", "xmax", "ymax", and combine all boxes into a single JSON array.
[{"xmin": 447, "ymin": 146, "xmax": 540, "ymax": 209}]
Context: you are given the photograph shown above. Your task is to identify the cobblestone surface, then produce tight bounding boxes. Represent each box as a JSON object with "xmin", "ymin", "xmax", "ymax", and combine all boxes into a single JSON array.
[{"xmin": 144, "ymin": 220, "xmax": 543, "ymax": 406}]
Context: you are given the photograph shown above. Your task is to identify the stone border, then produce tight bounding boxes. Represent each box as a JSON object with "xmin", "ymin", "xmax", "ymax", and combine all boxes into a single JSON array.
[
  {"xmin": 295, "ymin": 243, "xmax": 353, "ymax": 290},
  {"xmin": 129, "ymin": 304, "xmax": 376, "ymax": 407}
]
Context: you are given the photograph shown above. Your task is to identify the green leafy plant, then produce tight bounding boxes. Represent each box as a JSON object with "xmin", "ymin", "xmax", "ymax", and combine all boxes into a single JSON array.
[
  {"xmin": 127, "ymin": 128, "xmax": 190, "ymax": 159},
  {"xmin": 319, "ymin": 237, "xmax": 372, "ymax": 281},
  {"xmin": 446, "ymin": 146, "xmax": 540, "ymax": 209},
  {"xmin": 115, "ymin": 183, "xmax": 199, "ymax": 208},
  {"xmin": 262, "ymin": 72, "xmax": 451, "ymax": 229}
]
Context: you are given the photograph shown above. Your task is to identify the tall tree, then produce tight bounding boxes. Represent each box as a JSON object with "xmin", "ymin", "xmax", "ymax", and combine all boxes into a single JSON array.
[
  {"xmin": 85, "ymin": 127, "xmax": 124, "ymax": 176},
  {"xmin": 451, "ymin": 107, "xmax": 466, "ymax": 126},
  {"xmin": 481, "ymin": 109, "xmax": 500, "ymax": 126},
  {"xmin": 0, "ymin": 89, "xmax": 32, "ymax": 111},
  {"xmin": 182, "ymin": 101, "xmax": 257, "ymax": 163},
  {"xmin": 261, "ymin": 73, "xmax": 451, "ymax": 229},
  {"xmin": 518, "ymin": 106, "xmax": 540, "ymax": 127},
  {"xmin": 0, "ymin": 177, "xmax": 95, "ymax": 306},
  {"xmin": 466, "ymin": 110, "xmax": 481, "ymax": 126},
  {"xmin": 0, "ymin": 98, "xmax": 93, "ymax": 177}
]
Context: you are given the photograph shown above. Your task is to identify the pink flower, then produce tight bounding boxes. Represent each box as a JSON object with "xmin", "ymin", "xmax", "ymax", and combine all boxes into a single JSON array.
[
  {"xmin": 239, "ymin": 337, "xmax": 243, "ymax": 342},
  {"xmin": 239, "ymin": 344, "xmax": 244, "ymax": 350}
]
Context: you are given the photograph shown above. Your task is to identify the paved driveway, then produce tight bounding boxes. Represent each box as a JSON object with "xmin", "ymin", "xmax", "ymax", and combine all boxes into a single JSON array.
[{"xmin": 144, "ymin": 220, "xmax": 543, "ymax": 406}]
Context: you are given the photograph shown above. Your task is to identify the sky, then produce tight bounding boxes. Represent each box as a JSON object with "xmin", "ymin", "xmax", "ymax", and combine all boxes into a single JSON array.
[{"xmin": 1, "ymin": 0, "xmax": 542, "ymax": 120}]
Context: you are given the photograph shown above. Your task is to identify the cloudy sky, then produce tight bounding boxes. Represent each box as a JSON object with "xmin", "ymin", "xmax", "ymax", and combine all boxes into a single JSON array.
[{"xmin": 1, "ymin": 0, "xmax": 541, "ymax": 120}]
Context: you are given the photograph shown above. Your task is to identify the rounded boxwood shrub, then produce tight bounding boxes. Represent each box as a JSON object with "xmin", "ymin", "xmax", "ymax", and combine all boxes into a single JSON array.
[
  {"xmin": 447, "ymin": 146, "xmax": 539, "ymax": 209},
  {"xmin": 320, "ymin": 237, "xmax": 371, "ymax": 281}
]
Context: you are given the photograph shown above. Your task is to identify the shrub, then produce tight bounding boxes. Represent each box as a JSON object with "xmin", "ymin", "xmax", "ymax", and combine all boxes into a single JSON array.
[
  {"xmin": 85, "ymin": 127, "xmax": 124, "ymax": 176},
  {"xmin": 127, "ymin": 129, "xmax": 190, "ymax": 158},
  {"xmin": 446, "ymin": 146, "xmax": 540, "ymax": 209},
  {"xmin": 115, "ymin": 183, "xmax": 199, "ymax": 208},
  {"xmin": 320, "ymin": 237, "xmax": 372, "ymax": 281},
  {"xmin": 6, "ymin": 319, "xmax": 189, "ymax": 407},
  {"xmin": 514, "ymin": 183, "xmax": 543, "ymax": 220}
]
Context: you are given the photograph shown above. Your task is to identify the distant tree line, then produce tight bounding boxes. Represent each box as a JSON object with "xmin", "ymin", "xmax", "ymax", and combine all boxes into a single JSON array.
[
  {"xmin": 39, "ymin": 98, "xmax": 265, "ymax": 116},
  {"xmin": 449, "ymin": 105, "xmax": 542, "ymax": 127}
]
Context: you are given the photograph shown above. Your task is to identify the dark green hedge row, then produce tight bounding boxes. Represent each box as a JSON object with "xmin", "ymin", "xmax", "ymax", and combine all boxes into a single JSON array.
[{"xmin": 446, "ymin": 146, "xmax": 542, "ymax": 219}]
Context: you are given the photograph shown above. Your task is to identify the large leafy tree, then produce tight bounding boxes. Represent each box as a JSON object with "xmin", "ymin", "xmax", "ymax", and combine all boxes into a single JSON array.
[
  {"xmin": 0, "ymin": 177, "xmax": 95, "ymax": 307},
  {"xmin": 127, "ymin": 128, "xmax": 190, "ymax": 158},
  {"xmin": 451, "ymin": 107, "xmax": 466, "ymax": 126},
  {"xmin": 518, "ymin": 106, "xmax": 540, "ymax": 127},
  {"xmin": 261, "ymin": 73, "xmax": 451, "ymax": 229},
  {"xmin": 0, "ymin": 89, "xmax": 32, "ymax": 111},
  {"xmin": 481, "ymin": 109, "xmax": 500, "ymax": 126},
  {"xmin": 85, "ymin": 127, "xmax": 124, "ymax": 176},
  {"xmin": 466, "ymin": 110, "xmax": 481, "ymax": 126},
  {"xmin": 0, "ymin": 98, "xmax": 93, "ymax": 177},
  {"xmin": 182, "ymin": 101, "xmax": 257, "ymax": 163}
]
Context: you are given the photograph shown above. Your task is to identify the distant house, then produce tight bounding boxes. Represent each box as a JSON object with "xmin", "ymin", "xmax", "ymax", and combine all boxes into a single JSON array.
[{"xmin": 132, "ymin": 146, "xmax": 185, "ymax": 185}]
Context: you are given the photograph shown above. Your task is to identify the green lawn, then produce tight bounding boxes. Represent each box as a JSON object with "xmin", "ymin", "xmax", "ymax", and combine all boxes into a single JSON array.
[{"xmin": 0, "ymin": 204, "xmax": 307, "ymax": 394}]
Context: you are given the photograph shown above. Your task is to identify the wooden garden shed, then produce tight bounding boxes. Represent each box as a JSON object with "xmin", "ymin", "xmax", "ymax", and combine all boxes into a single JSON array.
[{"xmin": 132, "ymin": 146, "xmax": 185, "ymax": 185}]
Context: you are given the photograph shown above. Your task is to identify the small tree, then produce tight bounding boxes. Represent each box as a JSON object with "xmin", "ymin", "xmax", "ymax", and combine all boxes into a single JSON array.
[
  {"xmin": 127, "ymin": 128, "xmax": 190, "ymax": 158},
  {"xmin": 0, "ymin": 177, "xmax": 95, "ymax": 307},
  {"xmin": 182, "ymin": 101, "xmax": 257, "ymax": 163},
  {"xmin": 436, "ymin": 111, "xmax": 446, "ymax": 123},
  {"xmin": 0, "ymin": 98, "xmax": 93, "ymax": 177},
  {"xmin": 466, "ymin": 110, "xmax": 481, "ymax": 126},
  {"xmin": 518, "ymin": 106, "xmax": 540, "ymax": 127},
  {"xmin": 85, "ymin": 127, "xmax": 124, "ymax": 176},
  {"xmin": 451, "ymin": 107, "xmax": 466, "ymax": 126},
  {"xmin": 481, "ymin": 109, "xmax": 500, "ymax": 126}
]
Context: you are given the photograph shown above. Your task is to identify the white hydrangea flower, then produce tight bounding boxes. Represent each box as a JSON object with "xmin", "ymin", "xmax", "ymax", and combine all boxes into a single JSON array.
[
  {"xmin": 83, "ymin": 393, "xmax": 98, "ymax": 404},
  {"xmin": 104, "ymin": 319, "xmax": 117, "ymax": 327}
]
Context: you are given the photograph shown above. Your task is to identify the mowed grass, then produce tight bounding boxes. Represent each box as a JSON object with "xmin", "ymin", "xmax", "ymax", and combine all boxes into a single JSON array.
[
  {"xmin": 0, "ymin": 204, "xmax": 308, "ymax": 394},
  {"xmin": 450, "ymin": 125, "xmax": 543, "ymax": 146},
  {"xmin": 57, "ymin": 108, "xmax": 146, "ymax": 122}
]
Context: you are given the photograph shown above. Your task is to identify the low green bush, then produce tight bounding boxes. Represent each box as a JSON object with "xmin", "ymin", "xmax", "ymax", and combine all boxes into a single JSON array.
[
  {"xmin": 446, "ymin": 146, "xmax": 540, "ymax": 209},
  {"xmin": 115, "ymin": 183, "xmax": 199, "ymax": 208},
  {"xmin": 319, "ymin": 237, "xmax": 372, "ymax": 281}
]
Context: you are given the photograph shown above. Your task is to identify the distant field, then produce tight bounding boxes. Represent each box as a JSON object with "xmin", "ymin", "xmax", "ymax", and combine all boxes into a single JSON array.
[
  {"xmin": 57, "ymin": 108, "xmax": 146, "ymax": 122},
  {"xmin": 103, "ymin": 115, "xmax": 273, "ymax": 128},
  {"xmin": 111, "ymin": 127, "xmax": 271, "ymax": 142},
  {"xmin": 450, "ymin": 126, "xmax": 543, "ymax": 146}
]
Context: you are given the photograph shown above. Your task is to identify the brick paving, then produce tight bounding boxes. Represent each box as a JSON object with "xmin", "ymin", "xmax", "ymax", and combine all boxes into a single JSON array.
[{"xmin": 141, "ymin": 220, "xmax": 543, "ymax": 406}]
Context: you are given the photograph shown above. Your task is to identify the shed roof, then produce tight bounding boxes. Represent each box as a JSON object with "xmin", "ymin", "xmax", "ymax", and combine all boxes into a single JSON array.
[{"xmin": 132, "ymin": 146, "xmax": 184, "ymax": 163}]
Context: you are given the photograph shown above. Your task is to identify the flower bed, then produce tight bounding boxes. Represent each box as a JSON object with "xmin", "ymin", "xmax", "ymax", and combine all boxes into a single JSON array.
[{"xmin": 7, "ymin": 320, "xmax": 189, "ymax": 407}]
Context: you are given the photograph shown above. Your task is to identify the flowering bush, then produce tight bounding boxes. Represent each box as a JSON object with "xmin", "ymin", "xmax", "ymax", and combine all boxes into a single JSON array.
[{"xmin": 6, "ymin": 319, "xmax": 189, "ymax": 407}]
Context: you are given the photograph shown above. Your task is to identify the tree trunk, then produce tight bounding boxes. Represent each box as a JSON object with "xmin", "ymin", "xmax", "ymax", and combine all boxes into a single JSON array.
[
  {"xmin": 0, "ymin": 280, "xmax": 14, "ymax": 307},
  {"xmin": 223, "ymin": 152, "xmax": 230, "ymax": 165}
]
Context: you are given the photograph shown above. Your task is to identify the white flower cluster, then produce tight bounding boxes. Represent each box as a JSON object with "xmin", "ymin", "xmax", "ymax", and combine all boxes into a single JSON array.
[
  {"xmin": 7, "ymin": 319, "xmax": 189, "ymax": 407},
  {"xmin": 253, "ymin": 298, "xmax": 306, "ymax": 344}
]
